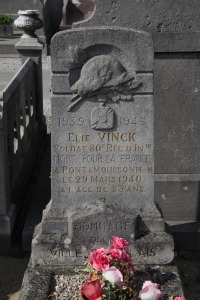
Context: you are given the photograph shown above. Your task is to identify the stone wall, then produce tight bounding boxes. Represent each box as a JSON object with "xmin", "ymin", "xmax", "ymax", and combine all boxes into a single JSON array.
[
  {"xmin": 75, "ymin": 0, "xmax": 200, "ymax": 32},
  {"xmin": 0, "ymin": 0, "xmax": 41, "ymax": 13}
]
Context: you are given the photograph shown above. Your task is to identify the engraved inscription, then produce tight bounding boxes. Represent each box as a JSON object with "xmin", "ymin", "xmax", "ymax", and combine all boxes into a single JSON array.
[
  {"xmin": 50, "ymin": 248, "xmax": 82, "ymax": 258},
  {"xmin": 57, "ymin": 166, "xmax": 153, "ymax": 174},
  {"xmin": 73, "ymin": 220, "xmax": 133, "ymax": 232},
  {"xmin": 58, "ymin": 116, "xmax": 85, "ymax": 126},
  {"xmin": 57, "ymin": 115, "xmax": 147, "ymax": 128},
  {"xmin": 119, "ymin": 116, "xmax": 146, "ymax": 126},
  {"xmin": 49, "ymin": 243, "xmax": 157, "ymax": 260},
  {"xmin": 136, "ymin": 243, "xmax": 156, "ymax": 258},
  {"xmin": 52, "ymin": 122, "xmax": 153, "ymax": 195},
  {"xmin": 53, "ymin": 87, "xmax": 153, "ymax": 197},
  {"xmin": 54, "ymin": 143, "xmax": 152, "ymax": 153}
]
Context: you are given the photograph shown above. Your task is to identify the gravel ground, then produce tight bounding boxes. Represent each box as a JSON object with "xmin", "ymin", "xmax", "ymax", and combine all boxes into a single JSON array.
[
  {"xmin": 0, "ymin": 250, "xmax": 199, "ymax": 300},
  {"xmin": 0, "ymin": 57, "xmax": 51, "ymax": 72},
  {"xmin": 0, "ymin": 57, "xmax": 21, "ymax": 72}
]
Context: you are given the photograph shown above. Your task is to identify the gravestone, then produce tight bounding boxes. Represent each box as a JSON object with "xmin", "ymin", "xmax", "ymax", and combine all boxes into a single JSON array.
[{"xmin": 30, "ymin": 26, "xmax": 173, "ymax": 267}]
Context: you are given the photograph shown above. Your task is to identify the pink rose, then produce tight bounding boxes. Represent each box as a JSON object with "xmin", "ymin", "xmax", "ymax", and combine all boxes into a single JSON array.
[
  {"xmin": 121, "ymin": 250, "xmax": 131, "ymax": 263},
  {"xmin": 139, "ymin": 281, "xmax": 161, "ymax": 300},
  {"xmin": 174, "ymin": 296, "xmax": 186, "ymax": 300},
  {"xmin": 142, "ymin": 281, "xmax": 160, "ymax": 290},
  {"xmin": 111, "ymin": 236, "xmax": 129, "ymax": 249},
  {"xmin": 81, "ymin": 279, "xmax": 103, "ymax": 300},
  {"xmin": 90, "ymin": 248, "xmax": 110, "ymax": 271},
  {"xmin": 103, "ymin": 266, "xmax": 123, "ymax": 286},
  {"xmin": 109, "ymin": 248, "xmax": 122, "ymax": 260}
]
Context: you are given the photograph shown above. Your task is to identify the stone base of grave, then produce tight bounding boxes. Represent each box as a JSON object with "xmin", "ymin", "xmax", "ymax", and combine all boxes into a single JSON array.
[
  {"xmin": 19, "ymin": 264, "xmax": 184, "ymax": 300},
  {"xmin": 29, "ymin": 199, "xmax": 174, "ymax": 267}
]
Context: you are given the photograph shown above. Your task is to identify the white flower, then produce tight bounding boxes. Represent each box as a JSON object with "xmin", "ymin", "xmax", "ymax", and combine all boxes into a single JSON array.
[
  {"xmin": 139, "ymin": 281, "xmax": 161, "ymax": 300},
  {"xmin": 102, "ymin": 266, "xmax": 123, "ymax": 286}
]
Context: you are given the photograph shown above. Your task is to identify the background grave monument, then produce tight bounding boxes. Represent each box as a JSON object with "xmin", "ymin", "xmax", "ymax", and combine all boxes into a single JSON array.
[{"xmin": 29, "ymin": 26, "xmax": 174, "ymax": 268}]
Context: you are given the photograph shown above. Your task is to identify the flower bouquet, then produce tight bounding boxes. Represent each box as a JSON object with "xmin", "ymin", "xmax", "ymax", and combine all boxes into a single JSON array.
[{"xmin": 80, "ymin": 236, "xmax": 186, "ymax": 300}]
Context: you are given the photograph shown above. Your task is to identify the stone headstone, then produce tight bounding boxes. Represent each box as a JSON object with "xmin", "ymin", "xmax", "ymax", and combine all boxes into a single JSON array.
[{"xmin": 31, "ymin": 27, "xmax": 173, "ymax": 267}]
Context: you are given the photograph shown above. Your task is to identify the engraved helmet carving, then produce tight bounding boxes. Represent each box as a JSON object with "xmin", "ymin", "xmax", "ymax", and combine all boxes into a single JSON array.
[{"xmin": 68, "ymin": 54, "xmax": 140, "ymax": 111}]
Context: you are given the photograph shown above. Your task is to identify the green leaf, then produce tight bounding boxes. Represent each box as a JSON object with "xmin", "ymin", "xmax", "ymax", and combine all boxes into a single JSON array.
[{"xmin": 79, "ymin": 264, "xmax": 94, "ymax": 272}]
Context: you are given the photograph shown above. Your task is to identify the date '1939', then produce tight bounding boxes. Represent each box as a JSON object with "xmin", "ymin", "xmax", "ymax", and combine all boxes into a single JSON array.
[{"xmin": 58, "ymin": 117, "xmax": 85, "ymax": 126}]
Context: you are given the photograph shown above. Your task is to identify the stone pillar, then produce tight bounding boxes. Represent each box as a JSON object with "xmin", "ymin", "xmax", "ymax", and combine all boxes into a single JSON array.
[{"xmin": 14, "ymin": 10, "xmax": 44, "ymax": 123}]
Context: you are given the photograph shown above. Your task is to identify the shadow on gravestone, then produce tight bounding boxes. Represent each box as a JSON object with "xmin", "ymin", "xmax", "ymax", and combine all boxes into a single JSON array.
[{"xmin": 19, "ymin": 27, "xmax": 175, "ymax": 300}]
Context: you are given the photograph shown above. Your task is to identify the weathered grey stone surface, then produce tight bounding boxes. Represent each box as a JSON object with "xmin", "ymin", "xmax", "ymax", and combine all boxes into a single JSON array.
[
  {"xmin": 28, "ymin": 27, "xmax": 174, "ymax": 269},
  {"xmin": 70, "ymin": 0, "xmax": 200, "ymax": 231},
  {"xmin": 0, "ymin": 0, "xmax": 42, "ymax": 13},
  {"xmin": 154, "ymin": 53, "xmax": 200, "ymax": 174},
  {"xmin": 19, "ymin": 265, "xmax": 53, "ymax": 300},
  {"xmin": 153, "ymin": 32, "xmax": 200, "ymax": 52},
  {"xmin": 153, "ymin": 51, "xmax": 200, "ymax": 227},
  {"xmin": 155, "ymin": 181, "xmax": 200, "ymax": 222},
  {"xmin": 73, "ymin": 0, "xmax": 200, "ymax": 33}
]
